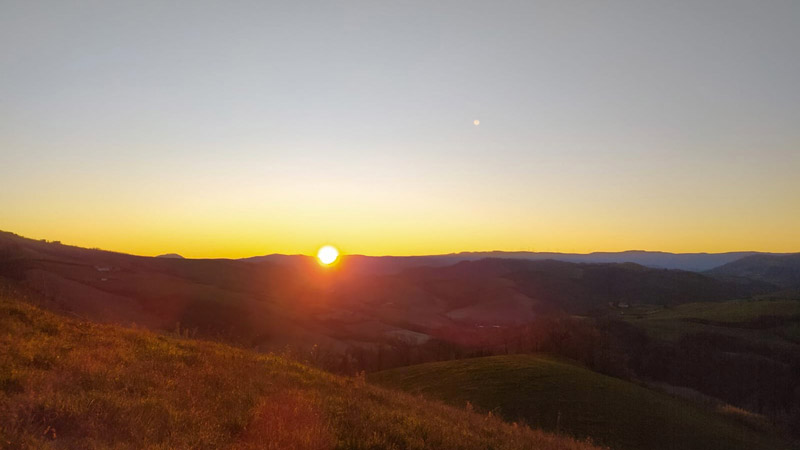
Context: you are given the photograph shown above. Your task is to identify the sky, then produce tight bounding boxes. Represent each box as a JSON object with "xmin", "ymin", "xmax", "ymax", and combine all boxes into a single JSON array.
[{"xmin": 2, "ymin": 0, "xmax": 799, "ymax": 258}]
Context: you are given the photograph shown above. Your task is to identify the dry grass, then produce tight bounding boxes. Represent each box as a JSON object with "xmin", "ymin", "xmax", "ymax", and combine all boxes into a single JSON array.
[
  {"xmin": 233, "ymin": 390, "xmax": 334, "ymax": 450},
  {"xmin": 716, "ymin": 404, "xmax": 773, "ymax": 433},
  {"xmin": 0, "ymin": 292, "xmax": 603, "ymax": 450}
]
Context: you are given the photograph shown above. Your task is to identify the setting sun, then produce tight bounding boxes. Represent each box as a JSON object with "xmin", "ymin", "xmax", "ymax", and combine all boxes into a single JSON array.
[
  {"xmin": 2, "ymin": 2, "xmax": 799, "ymax": 448},
  {"xmin": 317, "ymin": 245, "xmax": 339, "ymax": 265}
]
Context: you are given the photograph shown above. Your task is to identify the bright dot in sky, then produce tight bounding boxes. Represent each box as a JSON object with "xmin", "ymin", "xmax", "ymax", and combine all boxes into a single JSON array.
[
  {"xmin": 473, "ymin": 119, "xmax": 480, "ymax": 126},
  {"xmin": 317, "ymin": 245, "xmax": 339, "ymax": 265}
]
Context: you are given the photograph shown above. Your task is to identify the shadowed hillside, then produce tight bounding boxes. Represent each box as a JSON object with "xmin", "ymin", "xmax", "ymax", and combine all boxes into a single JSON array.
[
  {"xmin": 0, "ymin": 289, "xmax": 603, "ymax": 450},
  {"xmin": 709, "ymin": 254, "xmax": 800, "ymax": 288},
  {"xmin": 401, "ymin": 258, "xmax": 773, "ymax": 315},
  {"xmin": 615, "ymin": 295, "xmax": 800, "ymax": 424},
  {"xmin": 369, "ymin": 355, "xmax": 788, "ymax": 450},
  {"xmin": 0, "ymin": 231, "xmax": 777, "ymax": 363}
]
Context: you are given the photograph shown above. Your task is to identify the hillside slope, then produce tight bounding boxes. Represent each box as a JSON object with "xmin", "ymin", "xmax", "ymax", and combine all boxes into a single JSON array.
[
  {"xmin": 0, "ymin": 231, "xmax": 776, "ymax": 361},
  {"xmin": 621, "ymin": 297, "xmax": 800, "ymax": 343},
  {"xmin": 709, "ymin": 254, "xmax": 800, "ymax": 288},
  {"xmin": 0, "ymin": 290, "xmax": 602, "ymax": 450},
  {"xmin": 615, "ymin": 296, "xmax": 800, "ymax": 420},
  {"xmin": 369, "ymin": 355, "xmax": 787, "ymax": 450},
  {"xmin": 410, "ymin": 258, "xmax": 772, "ymax": 315}
]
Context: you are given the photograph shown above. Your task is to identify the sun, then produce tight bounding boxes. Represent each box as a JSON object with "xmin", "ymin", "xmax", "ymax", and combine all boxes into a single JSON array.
[{"xmin": 317, "ymin": 245, "xmax": 339, "ymax": 265}]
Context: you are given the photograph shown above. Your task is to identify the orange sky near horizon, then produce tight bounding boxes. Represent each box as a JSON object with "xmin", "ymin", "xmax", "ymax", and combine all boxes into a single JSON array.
[
  {"xmin": 5, "ymin": 222, "xmax": 800, "ymax": 259},
  {"xmin": 5, "ymin": 185, "xmax": 800, "ymax": 259}
]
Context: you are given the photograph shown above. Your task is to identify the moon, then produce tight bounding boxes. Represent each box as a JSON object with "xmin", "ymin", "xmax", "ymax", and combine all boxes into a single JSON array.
[{"xmin": 473, "ymin": 119, "xmax": 480, "ymax": 126}]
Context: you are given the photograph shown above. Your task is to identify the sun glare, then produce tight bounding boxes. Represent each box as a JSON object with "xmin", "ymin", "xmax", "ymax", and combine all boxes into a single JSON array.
[{"xmin": 317, "ymin": 245, "xmax": 339, "ymax": 265}]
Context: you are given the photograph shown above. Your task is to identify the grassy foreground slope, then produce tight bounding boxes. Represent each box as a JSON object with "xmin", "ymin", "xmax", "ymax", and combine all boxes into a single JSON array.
[
  {"xmin": 0, "ymin": 292, "xmax": 602, "ymax": 450},
  {"xmin": 369, "ymin": 355, "xmax": 787, "ymax": 450}
]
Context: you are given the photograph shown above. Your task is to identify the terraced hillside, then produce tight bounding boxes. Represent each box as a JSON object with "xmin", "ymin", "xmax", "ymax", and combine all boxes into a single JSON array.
[
  {"xmin": 369, "ymin": 355, "xmax": 788, "ymax": 450},
  {"xmin": 0, "ymin": 290, "xmax": 602, "ymax": 450}
]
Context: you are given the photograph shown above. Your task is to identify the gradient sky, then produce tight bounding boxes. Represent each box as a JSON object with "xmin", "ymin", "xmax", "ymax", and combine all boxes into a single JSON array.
[{"xmin": 2, "ymin": 1, "xmax": 799, "ymax": 257}]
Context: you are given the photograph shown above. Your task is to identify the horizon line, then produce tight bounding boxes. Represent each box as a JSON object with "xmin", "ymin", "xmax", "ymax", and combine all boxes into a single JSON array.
[{"xmin": 4, "ymin": 230, "xmax": 795, "ymax": 260}]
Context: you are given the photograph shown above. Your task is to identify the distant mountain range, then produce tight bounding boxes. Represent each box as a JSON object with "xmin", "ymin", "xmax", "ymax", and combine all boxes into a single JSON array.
[
  {"xmin": 0, "ymin": 230, "xmax": 780, "ymax": 348},
  {"xmin": 709, "ymin": 253, "xmax": 800, "ymax": 288},
  {"xmin": 244, "ymin": 250, "xmax": 783, "ymax": 274}
]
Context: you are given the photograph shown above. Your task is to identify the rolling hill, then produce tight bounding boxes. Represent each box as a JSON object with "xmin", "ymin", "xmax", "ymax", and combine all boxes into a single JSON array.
[
  {"xmin": 0, "ymin": 231, "xmax": 777, "ymax": 360},
  {"xmin": 600, "ymin": 294, "xmax": 800, "ymax": 437},
  {"xmin": 2, "ymin": 231, "xmax": 796, "ymax": 447},
  {"xmin": 246, "ymin": 250, "xmax": 776, "ymax": 274},
  {"xmin": 709, "ymin": 254, "xmax": 800, "ymax": 288},
  {"xmin": 405, "ymin": 258, "xmax": 773, "ymax": 315},
  {"xmin": 620, "ymin": 296, "xmax": 800, "ymax": 343},
  {"xmin": 0, "ymin": 288, "xmax": 602, "ymax": 450},
  {"xmin": 369, "ymin": 355, "xmax": 788, "ymax": 450}
]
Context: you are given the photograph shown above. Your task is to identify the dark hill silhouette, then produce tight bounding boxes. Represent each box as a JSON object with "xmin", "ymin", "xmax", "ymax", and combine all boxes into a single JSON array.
[
  {"xmin": 0, "ymin": 231, "xmax": 777, "ymax": 356},
  {"xmin": 411, "ymin": 258, "xmax": 773, "ymax": 314},
  {"xmin": 709, "ymin": 254, "xmax": 800, "ymax": 288},
  {"xmin": 156, "ymin": 253, "xmax": 184, "ymax": 259},
  {"xmin": 245, "ymin": 250, "xmax": 781, "ymax": 274}
]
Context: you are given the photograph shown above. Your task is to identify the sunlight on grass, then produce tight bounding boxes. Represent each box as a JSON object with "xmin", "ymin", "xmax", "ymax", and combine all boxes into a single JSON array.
[{"xmin": 0, "ymin": 291, "xmax": 604, "ymax": 450}]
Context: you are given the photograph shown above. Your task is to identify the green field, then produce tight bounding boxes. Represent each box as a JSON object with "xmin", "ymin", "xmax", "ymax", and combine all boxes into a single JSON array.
[
  {"xmin": 369, "ymin": 355, "xmax": 787, "ymax": 450},
  {"xmin": 0, "ymin": 293, "xmax": 601, "ymax": 450},
  {"xmin": 623, "ymin": 299, "xmax": 800, "ymax": 323},
  {"xmin": 621, "ymin": 298, "xmax": 800, "ymax": 344}
]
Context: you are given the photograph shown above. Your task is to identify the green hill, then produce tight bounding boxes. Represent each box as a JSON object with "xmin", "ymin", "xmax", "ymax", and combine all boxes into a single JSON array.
[
  {"xmin": 624, "ymin": 298, "xmax": 800, "ymax": 323},
  {"xmin": 369, "ymin": 355, "xmax": 787, "ymax": 450},
  {"xmin": 0, "ymin": 291, "xmax": 602, "ymax": 450},
  {"xmin": 621, "ymin": 297, "xmax": 800, "ymax": 344},
  {"xmin": 615, "ymin": 297, "xmax": 800, "ymax": 433}
]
